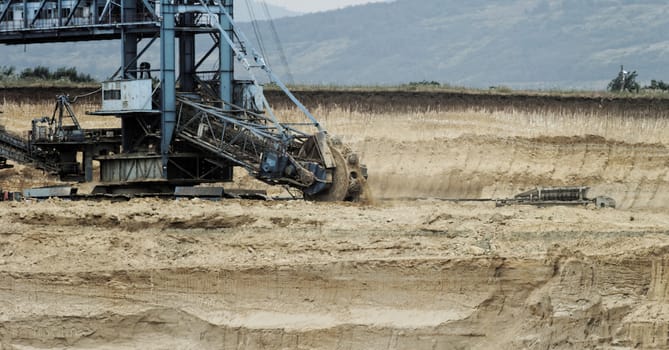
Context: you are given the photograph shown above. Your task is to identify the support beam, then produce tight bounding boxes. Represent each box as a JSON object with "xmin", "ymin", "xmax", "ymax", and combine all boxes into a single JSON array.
[
  {"xmin": 0, "ymin": 0, "xmax": 14, "ymax": 23},
  {"xmin": 98, "ymin": 0, "xmax": 111, "ymax": 23},
  {"xmin": 178, "ymin": 12, "xmax": 196, "ymax": 92},
  {"xmin": 121, "ymin": 0, "xmax": 137, "ymax": 78},
  {"xmin": 140, "ymin": 0, "xmax": 157, "ymax": 20},
  {"xmin": 219, "ymin": 0, "xmax": 233, "ymax": 107},
  {"xmin": 64, "ymin": 0, "xmax": 83, "ymax": 26},
  {"xmin": 160, "ymin": 0, "xmax": 176, "ymax": 178},
  {"xmin": 84, "ymin": 148, "xmax": 93, "ymax": 182},
  {"xmin": 92, "ymin": 0, "xmax": 97, "ymax": 24},
  {"xmin": 195, "ymin": 34, "xmax": 219, "ymax": 71},
  {"xmin": 111, "ymin": 35, "xmax": 158, "ymax": 80},
  {"xmin": 22, "ymin": 0, "xmax": 28, "ymax": 29},
  {"xmin": 29, "ymin": 0, "xmax": 47, "ymax": 28},
  {"xmin": 56, "ymin": 0, "xmax": 61, "ymax": 26}
]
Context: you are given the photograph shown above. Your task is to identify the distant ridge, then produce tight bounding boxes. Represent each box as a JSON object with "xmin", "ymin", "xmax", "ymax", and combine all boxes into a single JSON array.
[
  {"xmin": 250, "ymin": 0, "xmax": 669, "ymax": 89},
  {"xmin": 1, "ymin": 0, "xmax": 668, "ymax": 89},
  {"xmin": 235, "ymin": 0, "xmax": 302, "ymax": 22}
]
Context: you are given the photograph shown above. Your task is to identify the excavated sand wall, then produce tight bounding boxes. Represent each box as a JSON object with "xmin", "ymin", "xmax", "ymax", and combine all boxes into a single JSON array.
[
  {"xmin": 2, "ymin": 253, "xmax": 669, "ymax": 349},
  {"xmin": 358, "ymin": 135, "xmax": 669, "ymax": 209},
  {"xmin": 1, "ymin": 89, "xmax": 669, "ymax": 349}
]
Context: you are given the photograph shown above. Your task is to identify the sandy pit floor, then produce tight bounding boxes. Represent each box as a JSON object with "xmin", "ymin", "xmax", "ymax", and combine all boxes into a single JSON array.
[{"xmin": 1, "ymin": 103, "xmax": 669, "ymax": 349}]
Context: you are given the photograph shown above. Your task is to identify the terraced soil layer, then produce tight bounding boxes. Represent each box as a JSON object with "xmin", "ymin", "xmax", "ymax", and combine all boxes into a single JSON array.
[
  {"xmin": 1, "ymin": 200, "xmax": 669, "ymax": 349},
  {"xmin": 1, "ymin": 87, "xmax": 669, "ymax": 349}
]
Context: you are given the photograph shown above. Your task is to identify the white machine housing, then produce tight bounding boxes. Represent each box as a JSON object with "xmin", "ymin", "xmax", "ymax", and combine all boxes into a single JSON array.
[{"xmin": 101, "ymin": 79, "xmax": 153, "ymax": 111}]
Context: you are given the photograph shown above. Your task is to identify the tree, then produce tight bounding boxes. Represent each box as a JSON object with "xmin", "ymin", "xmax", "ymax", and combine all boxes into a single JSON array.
[
  {"xmin": 21, "ymin": 66, "xmax": 51, "ymax": 80},
  {"xmin": 0, "ymin": 66, "xmax": 15, "ymax": 80},
  {"xmin": 405, "ymin": 80, "xmax": 441, "ymax": 89},
  {"xmin": 19, "ymin": 66, "xmax": 95, "ymax": 83},
  {"xmin": 607, "ymin": 65, "xmax": 640, "ymax": 93},
  {"xmin": 646, "ymin": 80, "xmax": 669, "ymax": 91}
]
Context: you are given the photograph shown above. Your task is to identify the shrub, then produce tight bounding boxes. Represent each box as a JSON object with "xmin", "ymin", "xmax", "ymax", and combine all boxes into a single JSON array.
[
  {"xmin": 646, "ymin": 80, "xmax": 669, "ymax": 91},
  {"xmin": 407, "ymin": 80, "xmax": 441, "ymax": 87},
  {"xmin": 19, "ymin": 66, "xmax": 95, "ymax": 83}
]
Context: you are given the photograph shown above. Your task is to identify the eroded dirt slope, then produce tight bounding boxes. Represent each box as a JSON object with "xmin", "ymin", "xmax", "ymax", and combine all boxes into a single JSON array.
[
  {"xmin": 1, "ymin": 92, "xmax": 669, "ymax": 348},
  {"xmin": 312, "ymin": 108, "xmax": 669, "ymax": 210},
  {"xmin": 1, "ymin": 199, "xmax": 669, "ymax": 349}
]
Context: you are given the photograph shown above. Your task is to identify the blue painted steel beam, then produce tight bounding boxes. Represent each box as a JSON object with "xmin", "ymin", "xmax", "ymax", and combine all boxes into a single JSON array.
[
  {"xmin": 22, "ymin": 0, "xmax": 28, "ymax": 28},
  {"xmin": 29, "ymin": 0, "xmax": 48, "ymax": 28},
  {"xmin": 64, "ymin": 0, "xmax": 83, "ymax": 26},
  {"xmin": 92, "ymin": 0, "xmax": 98, "ymax": 24},
  {"xmin": 0, "ymin": 0, "xmax": 14, "ymax": 22},
  {"xmin": 160, "ymin": 0, "xmax": 176, "ymax": 178},
  {"xmin": 111, "ymin": 35, "xmax": 157, "ymax": 80},
  {"xmin": 140, "ymin": 0, "xmax": 158, "ymax": 20},
  {"xmin": 194, "ymin": 35, "xmax": 219, "ymax": 71},
  {"xmin": 178, "ymin": 12, "xmax": 196, "ymax": 92},
  {"xmin": 205, "ymin": 0, "xmax": 323, "ymax": 133},
  {"xmin": 121, "ymin": 0, "xmax": 138, "ymax": 79},
  {"xmin": 219, "ymin": 0, "xmax": 233, "ymax": 107},
  {"xmin": 98, "ymin": 0, "xmax": 112, "ymax": 23}
]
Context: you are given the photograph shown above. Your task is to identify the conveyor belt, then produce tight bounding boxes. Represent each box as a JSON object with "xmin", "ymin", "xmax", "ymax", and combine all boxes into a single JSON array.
[{"xmin": 0, "ymin": 128, "xmax": 58, "ymax": 172}]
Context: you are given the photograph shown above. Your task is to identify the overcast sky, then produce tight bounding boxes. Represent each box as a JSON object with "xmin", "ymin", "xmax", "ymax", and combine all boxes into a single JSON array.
[{"xmin": 265, "ymin": 0, "xmax": 389, "ymax": 13}]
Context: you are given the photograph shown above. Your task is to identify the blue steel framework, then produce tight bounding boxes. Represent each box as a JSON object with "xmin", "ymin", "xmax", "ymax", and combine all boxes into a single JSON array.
[{"xmin": 0, "ymin": 0, "xmax": 366, "ymax": 201}]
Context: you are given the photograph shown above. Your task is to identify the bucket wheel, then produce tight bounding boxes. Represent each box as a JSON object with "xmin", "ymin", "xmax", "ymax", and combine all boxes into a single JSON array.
[{"xmin": 306, "ymin": 138, "xmax": 370, "ymax": 202}]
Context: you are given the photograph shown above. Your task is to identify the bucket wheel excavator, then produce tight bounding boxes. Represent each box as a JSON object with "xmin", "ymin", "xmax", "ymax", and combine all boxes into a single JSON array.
[
  {"xmin": 167, "ymin": 0, "xmax": 370, "ymax": 202},
  {"xmin": 174, "ymin": 92, "xmax": 369, "ymax": 202},
  {"xmin": 0, "ymin": 0, "xmax": 369, "ymax": 202}
]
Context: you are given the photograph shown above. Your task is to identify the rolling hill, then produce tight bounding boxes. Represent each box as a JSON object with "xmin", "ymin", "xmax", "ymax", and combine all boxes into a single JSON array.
[
  {"xmin": 256, "ymin": 0, "xmax": 669, "ymax": 89},
  {"xmin": 234, "ymin": 0, "xmax": 302, "ymax": 22},
  {"xmin": 1, "ymin": 0, "xmax": 668, "ymax": 89}
]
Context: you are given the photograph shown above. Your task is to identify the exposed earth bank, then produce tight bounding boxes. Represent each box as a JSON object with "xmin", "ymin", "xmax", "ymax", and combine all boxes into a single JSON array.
[
  {"xmin": 1, "ymin": 199, "xmax": 668, "ymax": 349},
  {"xmin": 1, "ymin": 88, "xmax": 669, "ymax": 349}
]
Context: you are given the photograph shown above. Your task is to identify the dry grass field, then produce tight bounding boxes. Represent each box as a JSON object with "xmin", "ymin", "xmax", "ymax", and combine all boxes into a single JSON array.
[
  {"xmin": 0, "ymin": 100, "xmax": 118, "ymax": 132},
  {"xmin": 1, "ymin": 92, "xmax": 669, "ymax": 349}
]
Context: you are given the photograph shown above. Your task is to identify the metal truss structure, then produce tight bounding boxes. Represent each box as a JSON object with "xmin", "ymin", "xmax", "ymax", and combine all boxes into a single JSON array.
[{"xmin": 0, "ymin": 0, "xmax": 367, "ymax": 201}]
